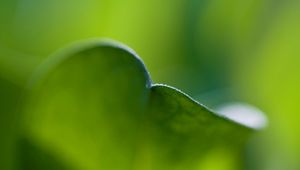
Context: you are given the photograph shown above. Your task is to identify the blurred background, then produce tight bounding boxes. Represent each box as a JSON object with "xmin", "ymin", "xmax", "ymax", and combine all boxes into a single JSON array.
[{"xmin": 1, "ymin": 0, "xmax": 300, "ymax": 169}]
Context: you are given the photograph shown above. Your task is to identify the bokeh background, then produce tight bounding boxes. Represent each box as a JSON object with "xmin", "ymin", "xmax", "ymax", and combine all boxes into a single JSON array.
[{"xmin": 1, "ymin": 0, "xmax": 300, "ymax": 169}]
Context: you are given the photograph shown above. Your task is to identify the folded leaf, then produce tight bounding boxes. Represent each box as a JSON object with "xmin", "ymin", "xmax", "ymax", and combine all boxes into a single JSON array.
[{"xmin": 22, "ymin": 39, "xmax": 266, "ymax": 170}]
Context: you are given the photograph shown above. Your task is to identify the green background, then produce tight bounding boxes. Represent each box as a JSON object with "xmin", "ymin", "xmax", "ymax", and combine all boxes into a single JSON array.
[{"xmin": 1, "ymin": 0, "xmax": 300, "ymax": 169}]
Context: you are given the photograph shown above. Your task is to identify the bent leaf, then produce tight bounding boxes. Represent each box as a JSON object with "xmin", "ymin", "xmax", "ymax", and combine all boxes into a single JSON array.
[{"xmin": 22, "ymin": 39, "xmax": 266, "ymax": 170}]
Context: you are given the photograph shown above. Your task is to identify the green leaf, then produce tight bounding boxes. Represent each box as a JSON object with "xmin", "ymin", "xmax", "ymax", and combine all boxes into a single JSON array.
[{"xmin": 22, "ymin": 39, "xmax": 266, "ymax": 170}]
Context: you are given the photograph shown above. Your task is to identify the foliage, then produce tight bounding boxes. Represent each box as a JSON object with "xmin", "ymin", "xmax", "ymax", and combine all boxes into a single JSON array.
[{"xmin": 1, "ymin": 40, "xmax": 263, "ymax": 170}]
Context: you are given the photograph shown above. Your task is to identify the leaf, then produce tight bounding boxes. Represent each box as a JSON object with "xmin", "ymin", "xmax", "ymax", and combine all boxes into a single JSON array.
[{"xmin": 22, "ymin": 39, "xmax": 266, "ymax": 170}]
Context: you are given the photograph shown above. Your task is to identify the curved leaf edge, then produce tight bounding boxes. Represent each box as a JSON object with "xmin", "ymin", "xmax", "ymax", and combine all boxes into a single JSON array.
[
  {"xmin": 28, "ymin": 38, "xmax": 266, "ymax": 130},
  {"xmin": 27, "ymin": 38, "xmax": 152, "ymax": 89},
  {"xmin": 151, "ymin": 84, "xmax": 266, "ymax": 130}
]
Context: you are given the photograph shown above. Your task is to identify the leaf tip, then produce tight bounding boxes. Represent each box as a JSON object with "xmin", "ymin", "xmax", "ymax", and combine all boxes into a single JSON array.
[{"xmin": 216, "ymin": 103, "xmax": 268, "ymax": 130}]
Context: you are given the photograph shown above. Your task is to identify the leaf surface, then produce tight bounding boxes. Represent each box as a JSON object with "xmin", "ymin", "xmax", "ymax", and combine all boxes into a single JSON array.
[{"xmin": 23, "ymin": 39, "xmax": 265, "ymax": 170}]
